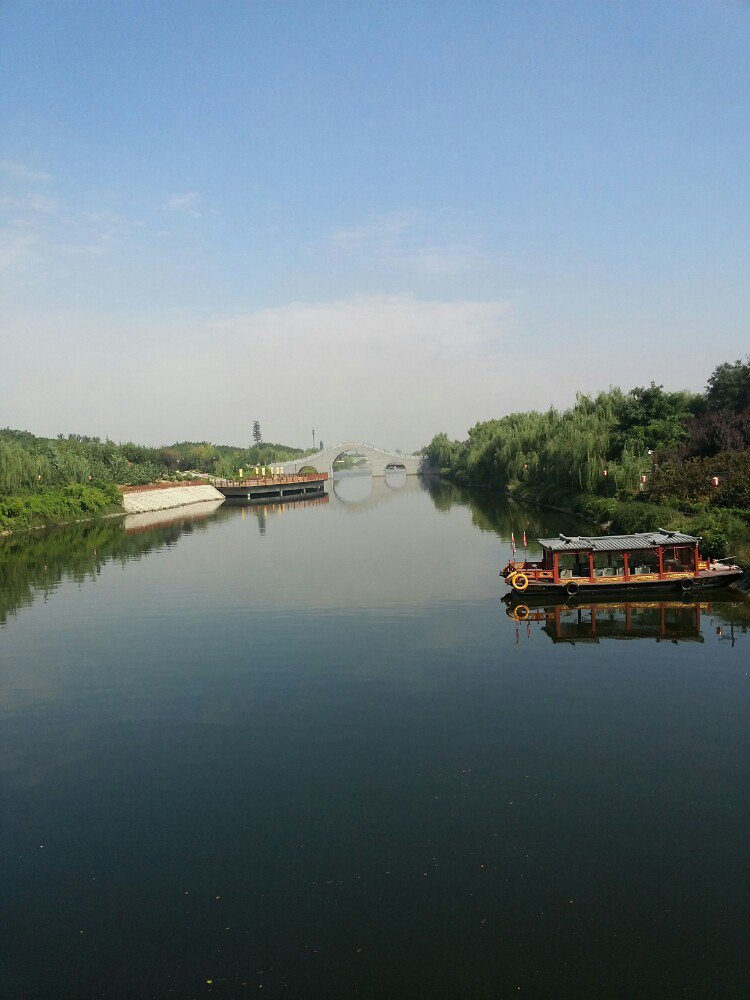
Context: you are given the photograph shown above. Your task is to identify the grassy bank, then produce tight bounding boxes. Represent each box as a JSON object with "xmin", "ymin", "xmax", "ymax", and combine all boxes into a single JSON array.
[
  {"xmin": 0, "ymin": 483, "xmax": 123, "ymax": 534},
  {"xmin": 0, "ymin": 426, "xmax": 314, "ymax": 534}
]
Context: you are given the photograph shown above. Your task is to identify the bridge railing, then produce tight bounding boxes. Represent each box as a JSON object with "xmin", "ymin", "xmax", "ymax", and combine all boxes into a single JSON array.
[
  {"xmin": 331, "ymin": 442, "xmax": 420, "ymax": 459},
  {"xmin": 284, "ymin": 443, "xmax": 421, "ymax": 464}
]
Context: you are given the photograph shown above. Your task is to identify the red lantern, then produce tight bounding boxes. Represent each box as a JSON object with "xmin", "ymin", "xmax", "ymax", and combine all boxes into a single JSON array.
[{"xmin": 711, "ymin": 476, "xmax": 719, "ymax": 487}]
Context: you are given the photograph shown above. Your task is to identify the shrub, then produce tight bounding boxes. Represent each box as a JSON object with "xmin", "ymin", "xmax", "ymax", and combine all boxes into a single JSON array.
[{"xmin": 0, "ymin": 485, "xmax": 120, "ymax": 532}]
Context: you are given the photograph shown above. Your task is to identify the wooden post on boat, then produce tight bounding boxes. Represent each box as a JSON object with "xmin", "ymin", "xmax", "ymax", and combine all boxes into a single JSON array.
[
  {"xmin": 694, "ymin": 542, "xmax": 700, "ymax": 577},
  {"xmin": 657, "ymin": 546, "xmax": 665, "ymax": 579},
  {"xmin": 588, "ymin": 552, "xmax": 595, "ymax": 582}
]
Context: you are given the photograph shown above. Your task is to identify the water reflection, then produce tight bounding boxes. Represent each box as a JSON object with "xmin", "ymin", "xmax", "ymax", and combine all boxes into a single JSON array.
[
  {"xmin": 2, "ymin": 480, "xmax": 746, "ymax": 628},
  {"xmin": 2, "ymin": 478, "xmax": 750, "ymax": 997},
  {"xmin": 421, "ymin": 476, "xmax": 591, "ymax": 550},
  {"xmin": 217, "ymin": 493, "xmax": 329, "ymax": 535},
  {"xmin": 504, "ymin": 594, "xmax": 749, "ymax": 645},
  {"xmin": 331, "ymin": 471, "xmax": 429, "ymax": 511},
  {"xmin": 0, "ymin": 501, "xmax": 223, "ymax": 626},
  {"xmin": 384, "ymin": 469, "xmax": 407, "ymax": 490},
  {"xmin": 123, "ymin": 499, "xmax": 223, "ymax": 534},
  {"xmin": 332, "ymin": 468, "xmax": 374, "ymax": 503}
]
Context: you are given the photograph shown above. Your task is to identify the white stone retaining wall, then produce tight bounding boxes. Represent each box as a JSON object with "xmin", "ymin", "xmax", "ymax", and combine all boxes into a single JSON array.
[{"xmin": 121, "ymin": 484, "xmax": 224, "ymax": 514}]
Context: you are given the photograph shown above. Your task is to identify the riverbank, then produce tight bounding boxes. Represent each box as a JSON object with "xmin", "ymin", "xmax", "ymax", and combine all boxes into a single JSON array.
[
  {"xmin": 0, "ymin": 481, "xmax": 225, "ymax": 536},
  {"xmin": 120, "ymin": 481, "xmax": 224, "ymax": 514},
  {"xmin": 0, "ymin": 483, "xmax": 123, "ymax": 535}
]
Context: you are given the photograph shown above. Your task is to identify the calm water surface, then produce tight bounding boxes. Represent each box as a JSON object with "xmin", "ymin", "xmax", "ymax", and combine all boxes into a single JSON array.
[{"xmin": 1, "ymin": 477, "xmax": 749, "ymax": 998}]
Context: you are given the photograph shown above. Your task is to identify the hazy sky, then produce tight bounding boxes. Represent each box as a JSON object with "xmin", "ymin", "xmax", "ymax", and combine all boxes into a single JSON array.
[{"xmin": 2, "ymin": 1, "xmax": 748, "ymax": 452}]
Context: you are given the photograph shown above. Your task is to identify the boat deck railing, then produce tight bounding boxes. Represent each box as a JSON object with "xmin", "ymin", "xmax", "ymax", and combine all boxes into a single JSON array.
[
  {"xmin": 505, "ymin": 557, "xmax": 724, "ymax": 586},
  {"xmin": 506, "ymin": 560, "xmax": 554, "ymax": 581}
]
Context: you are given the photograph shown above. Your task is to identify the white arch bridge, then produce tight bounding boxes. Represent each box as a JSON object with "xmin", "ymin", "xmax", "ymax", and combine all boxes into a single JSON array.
[{"xmin": 282, "ymin": 442, "xmax": 428, "ymax": 477}]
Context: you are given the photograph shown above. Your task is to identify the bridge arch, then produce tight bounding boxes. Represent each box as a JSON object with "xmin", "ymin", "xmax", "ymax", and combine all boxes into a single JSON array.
[
  {"xmin": 384, "ymin": 468, "xmax": 407, "ymax": 489},
  {"xmin": 282, "ymin": 441, "xmax": 425, "ymax": 477},
  {"xmin": 331, "ymin": 448, "xmax": 373, "ymax": 473}
]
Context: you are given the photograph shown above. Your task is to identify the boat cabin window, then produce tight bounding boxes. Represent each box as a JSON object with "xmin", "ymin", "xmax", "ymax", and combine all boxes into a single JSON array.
[
  {"xmin": 627, "ymin": 550, "xmax": 659, "ymax": 575},
  {"xmin": 557, "ymin": 553, "xmax": 589, "ymax": 579},
  {"xmin": 663, "ymin": 545, "xmax": 696, "ymax": 573},
  {"xmin": 592, "ymin": 552, "xmax": 625, "ymax": 577}
]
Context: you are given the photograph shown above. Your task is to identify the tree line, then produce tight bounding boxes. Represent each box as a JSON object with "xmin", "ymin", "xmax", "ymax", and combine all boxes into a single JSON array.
[
  {"xmin": 0, "ymin": 430, "xmax": 313, "ymax": 495},
  {"xmin": 0, "ymin": 429, "xmax": 314, "ymax": 531},
  {"xmin": 424, "ymin": 357, "xmax": 750, "ymax": 512}
]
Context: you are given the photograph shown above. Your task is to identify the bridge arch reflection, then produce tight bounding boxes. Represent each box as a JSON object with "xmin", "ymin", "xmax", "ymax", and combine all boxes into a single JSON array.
[{"xmin": 332, "ymin": 471, "xmax": 374, "ymax": 504}]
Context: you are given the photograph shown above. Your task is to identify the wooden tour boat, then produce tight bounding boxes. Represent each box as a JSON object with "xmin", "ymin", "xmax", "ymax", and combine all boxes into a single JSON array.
[{"xmin": 501, "ymin": 530, "xmax": 743, "ymax": 597}]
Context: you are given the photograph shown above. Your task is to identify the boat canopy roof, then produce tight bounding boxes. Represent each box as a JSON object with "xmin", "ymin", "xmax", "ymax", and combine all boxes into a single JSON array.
[{"xmin": 538, "ymin": 530, "xmax": 701, "ymax": 553}]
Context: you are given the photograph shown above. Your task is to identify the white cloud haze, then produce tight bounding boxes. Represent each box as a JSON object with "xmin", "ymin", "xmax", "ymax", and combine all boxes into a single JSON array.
[
  {"xmin": 2, "ymin": 5, "xmax": 750, "ymax": 460},
  {"xmin": 1, "ymin": 295, "xmax": 513, "ymax": 451},
  {"xmin": 331, "ymin": 211, "xmax": 495, "ymax": 278},
  {"xmin": 0, "ymin": 159, "xmax": 53, "ymax": 183},
  {"xmin": 164, "ymin": 191, "xmax": 202, "ymax": 217}
]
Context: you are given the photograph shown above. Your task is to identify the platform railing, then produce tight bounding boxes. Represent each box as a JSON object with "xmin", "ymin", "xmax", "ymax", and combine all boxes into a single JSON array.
[{"xmin": 213, "ymin": 472, "xmax": 329, "ymax": 487}]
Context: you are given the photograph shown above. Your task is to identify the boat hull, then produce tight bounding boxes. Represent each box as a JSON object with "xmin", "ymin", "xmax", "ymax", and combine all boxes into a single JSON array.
[{"xmin": 505, "ymin": 569, "xmax": 743, "ymax": 598}]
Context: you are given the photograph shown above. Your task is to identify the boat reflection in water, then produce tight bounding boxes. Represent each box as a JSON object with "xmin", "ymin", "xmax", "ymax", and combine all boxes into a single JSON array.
[
  {"xmin": 223, "ymin": 492, "xmax": 329, "ymax": 535},
  {"xmin": 503, "ymin": 595, "xmax": 733, "ymax": 644}
]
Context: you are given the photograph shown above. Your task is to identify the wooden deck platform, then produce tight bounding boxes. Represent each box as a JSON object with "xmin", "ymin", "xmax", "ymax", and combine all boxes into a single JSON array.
[{"xmin": 213, "ymin": 472, "xmax": 328, "ymax": 503}]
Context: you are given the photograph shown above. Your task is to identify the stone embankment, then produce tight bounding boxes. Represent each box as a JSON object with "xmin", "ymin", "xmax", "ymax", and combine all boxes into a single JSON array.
[{"xmin": 119, "ymin": 482, "xmax": 224, "ymax": 514}]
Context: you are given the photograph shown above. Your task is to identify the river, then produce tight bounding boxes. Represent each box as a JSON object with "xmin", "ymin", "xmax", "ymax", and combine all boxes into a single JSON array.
[{"xmin": 1, "ymin": 475, "xmax": 749, "ymax": 998}]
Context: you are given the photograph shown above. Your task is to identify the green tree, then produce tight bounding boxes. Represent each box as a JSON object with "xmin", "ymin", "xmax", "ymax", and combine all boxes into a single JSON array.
[
  {"xmin": 424, "ymin": 432, "xmax": 463, "ymax": 470},
  {"xmin": 610, "ymin": 382, "xmax": 695, "ymax": 455},
  {"xmin": 705, "ymin": 357, "xmax": 750, "ymax": 413}
]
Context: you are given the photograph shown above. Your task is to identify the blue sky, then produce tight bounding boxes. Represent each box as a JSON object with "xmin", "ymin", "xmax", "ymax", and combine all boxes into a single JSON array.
[{"xmin": 2, "ymin": 1, "xmax": 748, "ymax": 450}]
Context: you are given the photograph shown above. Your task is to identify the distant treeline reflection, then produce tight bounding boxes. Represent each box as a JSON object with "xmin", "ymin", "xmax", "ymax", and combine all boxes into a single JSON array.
[
  {"xmin": 0, "ymin": 510, "xmax": 216, "ymax": 625},
  {"xmin": 423, "ymin": 478, "xmax": 592, "ymax": 543},
  {"xmin": 0, "ymin": 496, "xmax": 332, "ymax": 622},
  {"xmin": 2, "ymin": 482, "xmax": 748, "ymax": 630}
]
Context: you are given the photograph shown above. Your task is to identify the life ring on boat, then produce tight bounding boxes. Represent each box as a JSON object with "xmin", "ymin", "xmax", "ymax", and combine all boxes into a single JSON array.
[
  {"xmin": 513, "ymin": 604, "xmax": 530, "ymax": 621},
  {"xmin": 512, "ymin": 573, "xmax": 529, "ymax": 592},
  {"xmin": 565, "ymin": 581, "xmax": 579, "ymax": 596},
  {"xmin": 681, "ymin": 577, "xmax": 694, "ymax": 592}
]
